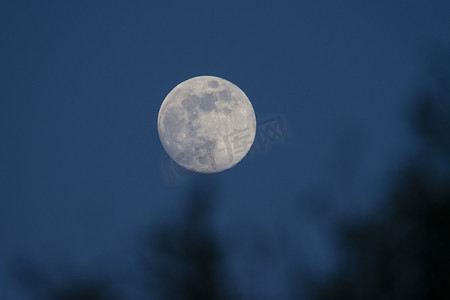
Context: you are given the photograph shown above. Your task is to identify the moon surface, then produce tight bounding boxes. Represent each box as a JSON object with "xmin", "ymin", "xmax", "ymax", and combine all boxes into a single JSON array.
[{"xmin": 158, "ymin": 76, "xmax": 256, "ymax": 173}]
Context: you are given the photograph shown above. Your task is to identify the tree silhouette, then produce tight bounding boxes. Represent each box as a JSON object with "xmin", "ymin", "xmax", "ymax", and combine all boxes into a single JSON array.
[
  {"xmin": 12, "ymin": 180, "xmax": 228, "ymax": 300},
  {"xmin": 139, "ymin": 180, "xmax": 229, "ymax": 300},
  {"xmin": 12, "ymin": 259, "xmax": 117, "ymax": 300},
  {"xmin": 312, "ymin": 42, "xmax": 450, "ymax": 300}
]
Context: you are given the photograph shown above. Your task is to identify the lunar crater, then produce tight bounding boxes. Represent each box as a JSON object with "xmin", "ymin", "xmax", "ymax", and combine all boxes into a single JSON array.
[{"xmin": 208, "ymin": 80, "xmax": 219, "ymax": 88}]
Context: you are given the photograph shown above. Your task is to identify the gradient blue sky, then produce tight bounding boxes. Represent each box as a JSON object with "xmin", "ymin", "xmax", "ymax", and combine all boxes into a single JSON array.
[{"xmin": 1, "ymin": 1, "xmax": 450, "ymax": 299}]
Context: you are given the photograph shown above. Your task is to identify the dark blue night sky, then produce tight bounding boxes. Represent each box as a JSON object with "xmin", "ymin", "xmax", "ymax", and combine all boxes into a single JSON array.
[{"xmin": 1, "ymin": 1, "xmax": 450, "ymax": 299}]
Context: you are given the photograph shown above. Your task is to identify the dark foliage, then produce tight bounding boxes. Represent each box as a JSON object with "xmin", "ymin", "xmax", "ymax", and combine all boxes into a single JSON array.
[
  {"xmin": 12, "ymin": 260, "xmax": 116, "ymax": 300},
  {"xmin": 13, "ymin": 181, "xmax": 226, "ymax": 300},
  {"xmin": 139, "ymin": 181, "xmax": 228, "ymax": 300},
  {"xmin": 313, "ymin": 43, "xmax": 450, "ymax": 300}
]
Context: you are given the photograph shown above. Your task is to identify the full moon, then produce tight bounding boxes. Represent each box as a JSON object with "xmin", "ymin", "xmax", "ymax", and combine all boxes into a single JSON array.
[{"xmin": 158, "ymin": 76, "xmax": 256, "ymax": 173}]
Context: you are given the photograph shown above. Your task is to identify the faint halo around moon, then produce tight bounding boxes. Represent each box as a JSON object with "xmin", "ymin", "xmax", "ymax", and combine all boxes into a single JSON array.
[{"xmin": 157, "ymin": 76, "xmax": 256, "ymax": 173}]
